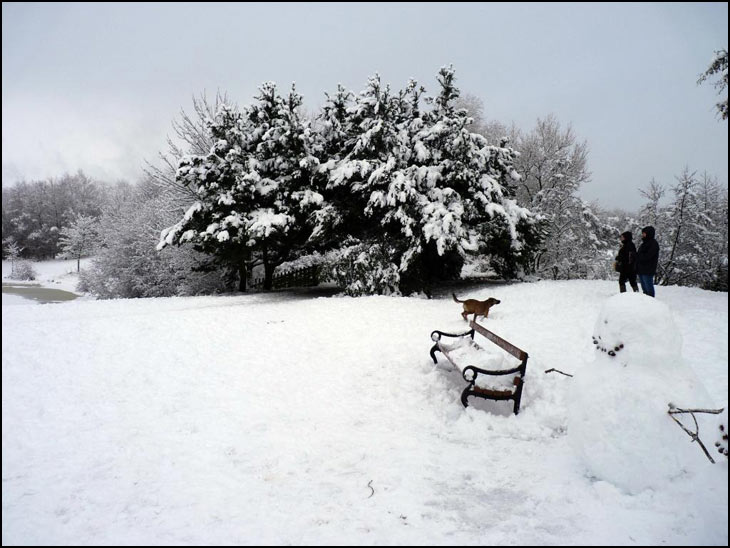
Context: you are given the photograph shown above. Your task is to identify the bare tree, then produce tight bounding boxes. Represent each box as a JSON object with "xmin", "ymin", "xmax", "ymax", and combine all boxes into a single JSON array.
[
  {"xmin": 58, "ymin": 214, "xmax": 99, "ymax": 272},
  {"xmin": 144, "ymin": 91, "xmax": 234, "ymax": 204},
  {"xmin": 454, "ymin": 93, "xmax": 520, "ymax": 147},
  {"xmin": 454, "ymin": 92, "xmax": 486, "ymax": 134},
  {"xmin": 514, "ymin": 115, "xmax": 590, "ymax": 206},
  {"xmin": 2, "ymin": 237, "xmax": 23, "ymax": 276},
  {"xmin": 512, "ymin": 115, "xmax": 603, "ymax": 278},
  {"xmin": 639, "ymin": 178, "xmax": 666, "ymax": 229},
  {"xmin": 641, "ymin": 169, "xmax": 728, "ymax": 288}
]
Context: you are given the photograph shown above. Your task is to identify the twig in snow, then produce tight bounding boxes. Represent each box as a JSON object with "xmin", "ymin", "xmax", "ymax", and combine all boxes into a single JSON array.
[
  {"xmin": 544, "ymin": 368, "xmax": 573, "ymax": 377},
  {"xmin": 367, "ymin": 480, "xmax": 374, "ymax": 499},
  {"xmin": 668, "ymin": 406, "xmax": 724, "ymax": 415}
]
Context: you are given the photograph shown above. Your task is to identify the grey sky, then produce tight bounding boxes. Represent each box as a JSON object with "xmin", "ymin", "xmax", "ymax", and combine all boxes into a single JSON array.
[{"xmin": 2, "ymin": 2, "xmax": 727, "ymax": 210}]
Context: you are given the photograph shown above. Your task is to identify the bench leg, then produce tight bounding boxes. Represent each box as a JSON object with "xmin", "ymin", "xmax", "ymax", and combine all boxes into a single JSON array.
[
  {"xmin": 430, "ymin": 343, "xmax": 441, "ymax": 364},
  {"xmin": 461, "ymin": 386, "xmax": 523, "ymax": 415},
  {"xmin": 512, "ymin": 380, "xmax": 524, "ymax": 415},
  {"xmin": 460, "ymin": 385, "xmax": 472, "ymax": 408}
]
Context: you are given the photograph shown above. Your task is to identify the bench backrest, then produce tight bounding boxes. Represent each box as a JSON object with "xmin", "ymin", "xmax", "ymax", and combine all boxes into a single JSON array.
[{"xmin": 470, "ymin": 319, "xmax": 528, "ymax": 362}]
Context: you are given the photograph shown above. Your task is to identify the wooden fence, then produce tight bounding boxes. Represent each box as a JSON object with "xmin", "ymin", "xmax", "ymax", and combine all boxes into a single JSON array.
[{"xmin": 249, "ymin": 264, "xmax": 320, "ymax": 290}]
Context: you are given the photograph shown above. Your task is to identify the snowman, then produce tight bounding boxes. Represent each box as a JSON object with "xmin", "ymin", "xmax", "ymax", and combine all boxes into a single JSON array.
[{"xmin": 567, "ymin": 292, "xmax": 714, "ymax": 494}]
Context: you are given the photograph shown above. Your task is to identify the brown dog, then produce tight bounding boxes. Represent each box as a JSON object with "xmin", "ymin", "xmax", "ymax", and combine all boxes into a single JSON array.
[{"xmin": 452, "ymin": 293, "xmax": 501, "ymax": 321}]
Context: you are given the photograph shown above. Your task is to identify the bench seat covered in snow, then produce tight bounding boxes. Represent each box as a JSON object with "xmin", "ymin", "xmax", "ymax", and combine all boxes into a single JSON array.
[{"xmin": 430, "ymin": 319, "xmax": 529, "ymax": 414}]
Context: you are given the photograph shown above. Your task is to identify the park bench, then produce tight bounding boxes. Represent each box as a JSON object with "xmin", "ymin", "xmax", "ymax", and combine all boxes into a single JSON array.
[{"xmin": 429, "ymin": 318, "xmax": 529, "ymax": 414}]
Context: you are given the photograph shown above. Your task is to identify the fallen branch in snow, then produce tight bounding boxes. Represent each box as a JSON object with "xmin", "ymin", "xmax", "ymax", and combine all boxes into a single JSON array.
[
  {"xmin": 667, "ymin": 404, "xmax": 725, "ymax": 464},
  {"xmin": 544, "ymin": 368, "xmax": 573, "ymax": 377},
  {"xmin": 367, "ymin": 480, "xmax": 374, "ymax": 499}
]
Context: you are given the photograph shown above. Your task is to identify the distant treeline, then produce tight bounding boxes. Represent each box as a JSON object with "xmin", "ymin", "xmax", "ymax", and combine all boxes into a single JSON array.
[{"xmin": 2, "ymin": 171, "xmax": 120, "ymax": 259}]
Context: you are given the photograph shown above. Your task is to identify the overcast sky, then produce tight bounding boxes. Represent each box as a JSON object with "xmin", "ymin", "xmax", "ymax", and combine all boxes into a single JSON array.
[{"xmin": 2, "ymin": 2, "xmax": 728, "ymax": 210}]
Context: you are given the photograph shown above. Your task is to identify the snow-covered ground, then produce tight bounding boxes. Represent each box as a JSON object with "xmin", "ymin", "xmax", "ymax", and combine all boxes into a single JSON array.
[{"xmin": 2, "ymin": 280, "xmax": 727, "ymax": 545}]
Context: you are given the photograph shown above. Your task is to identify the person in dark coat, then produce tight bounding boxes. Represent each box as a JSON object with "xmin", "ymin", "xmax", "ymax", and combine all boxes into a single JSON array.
[
  {"xmin": 636, "ymin": 226, "xmax": 660, "ymax": 297},
  {"xmin": 616, "ymin": 231, "xmax": 639, "ymax": 293}
]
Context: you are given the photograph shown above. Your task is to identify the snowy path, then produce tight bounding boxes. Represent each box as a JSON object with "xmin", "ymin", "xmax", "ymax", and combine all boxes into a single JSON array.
[{"xmin": 2, "ymin": 281, "xmax": 727, "ymax": 544}]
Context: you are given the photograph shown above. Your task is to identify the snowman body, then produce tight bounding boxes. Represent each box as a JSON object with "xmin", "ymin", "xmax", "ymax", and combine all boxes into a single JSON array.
[{"xmin": 568, "ymin": 293, "xmax": 713, "ymax": 493}]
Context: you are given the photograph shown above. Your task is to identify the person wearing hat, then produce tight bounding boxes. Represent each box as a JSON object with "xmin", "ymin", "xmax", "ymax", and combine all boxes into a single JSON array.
[{"xmin": 636, "ymin": 226, "xmax": 660, "ymax": 297}]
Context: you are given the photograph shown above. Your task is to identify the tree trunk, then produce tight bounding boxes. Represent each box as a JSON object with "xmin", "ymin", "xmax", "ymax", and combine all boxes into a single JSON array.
[
  {"xmin": 262, "ymin": 242, "xmax": 275, "ymax": 291},
  {"xmin": 264, "ymin": 263, "xmax": 275, "ymax": 291},
  {"xmin": 237, "ymin": 262, "xmax": 247, "ymax": 292}
]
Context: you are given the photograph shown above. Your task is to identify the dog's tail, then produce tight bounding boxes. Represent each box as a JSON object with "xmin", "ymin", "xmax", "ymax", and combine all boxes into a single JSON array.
[{"xmin": 452, "ymin": 293, "xmax": 464, "ymax": 303}]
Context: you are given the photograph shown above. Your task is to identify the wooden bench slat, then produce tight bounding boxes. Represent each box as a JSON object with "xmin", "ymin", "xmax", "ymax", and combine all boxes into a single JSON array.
[
  {"xmin": 471, "ymin": 386, "xmax": 515, "ymax": 398},
  {"xmin": 470, "ymin": 320, "xmax": 527, "ymax": 361}
]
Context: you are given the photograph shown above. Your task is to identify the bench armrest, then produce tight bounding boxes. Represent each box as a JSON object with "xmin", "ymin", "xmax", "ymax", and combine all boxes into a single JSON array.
[
  {"xmin": 430, "ymin": 329, "xmax": 474, "ymax": 342},
  {"xmin": 430, "ymin": 329, "xmax": 475, "ymax": 365},
  {"xmin": 462, "ymin": 364, "xmax": 525, "ymax": 383}
]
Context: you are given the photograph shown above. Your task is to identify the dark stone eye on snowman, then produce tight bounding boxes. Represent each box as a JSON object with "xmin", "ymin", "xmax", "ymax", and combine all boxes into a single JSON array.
[{"xmin": 592, "ymin": 336, "xmax": 624, "ymax": 357}]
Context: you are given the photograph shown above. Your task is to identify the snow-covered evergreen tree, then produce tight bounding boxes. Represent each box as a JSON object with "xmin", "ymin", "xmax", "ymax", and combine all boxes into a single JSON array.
[
  {"xmin": 158, "ymin": 84, "xmax": 322, "ymax": 291},
  {"xmin": 157, "ymin": 104, "xmax": 253, "ymax": 290},
  {"xmin": 308, "ymin": 84, "xmax": 357, "ymax": 250},
  {"xmin": 315, "ymin": 74, "xmax": 414, "ymax": 294},
  {"xmin": 317, "ymin": 67, "xmax": 541, "ymax": 295},
  {"xmin": 399, "ymin": 67, "xmax": 540, "ymax": 287},
  {"xmin": 241, "ymin": 83, "xmax": 322, "ymax": 289}
]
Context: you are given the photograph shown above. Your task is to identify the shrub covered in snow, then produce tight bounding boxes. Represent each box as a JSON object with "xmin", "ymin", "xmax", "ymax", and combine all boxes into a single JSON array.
[
  {"xmin": 12, "ymin": 261, "xmax": 37, "ymax": 281},
  {"xmin": 80, "ymin": 189, "xmax": 229, "ymax": 299}
]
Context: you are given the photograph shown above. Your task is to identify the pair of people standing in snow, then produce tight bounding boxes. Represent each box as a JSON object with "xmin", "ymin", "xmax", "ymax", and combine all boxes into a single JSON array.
[{"xmin": 615, "ymin": 226, "xmax": 659, "ymax": 297}]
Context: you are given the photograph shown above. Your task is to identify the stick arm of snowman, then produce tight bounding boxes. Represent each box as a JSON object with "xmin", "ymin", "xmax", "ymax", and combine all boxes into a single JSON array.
[{"xmin": 667, "ymin": 404, "xmax": 725, "ymax": 464}]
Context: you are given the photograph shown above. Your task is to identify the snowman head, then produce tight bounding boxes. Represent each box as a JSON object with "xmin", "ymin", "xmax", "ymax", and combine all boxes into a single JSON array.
[{"xmin": 591, "ymin": 293, "xmax": 682, "ymax": 370}]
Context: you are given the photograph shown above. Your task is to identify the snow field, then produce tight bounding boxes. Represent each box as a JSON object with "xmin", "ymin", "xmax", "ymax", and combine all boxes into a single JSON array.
[{"xmin": 2, "ymin": 281, "xmax": 727, "ymax": 544}]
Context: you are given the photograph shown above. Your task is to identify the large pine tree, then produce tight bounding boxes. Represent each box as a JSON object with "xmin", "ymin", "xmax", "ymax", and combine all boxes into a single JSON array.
[
  {"xmin": 241, "ymin": 83, "xmax": 322, "ymax": 289},
  {"xmin": 320, "ymin": 67, "xmax": 541, "ymax": 295},
  {"xmin": 158, "ymin": 84, "xmax": 321, "ymax": 290},
  {"xmin": 158, "ymin": 104, "xmax": 253, "ymax": 290},
  {"xmin": 400, "ymin": 67, "xmax": 540, "ymax": 287},
  {"xmin": 316, "ymin": 74, "xmax": 410, "ymax": 294}
]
